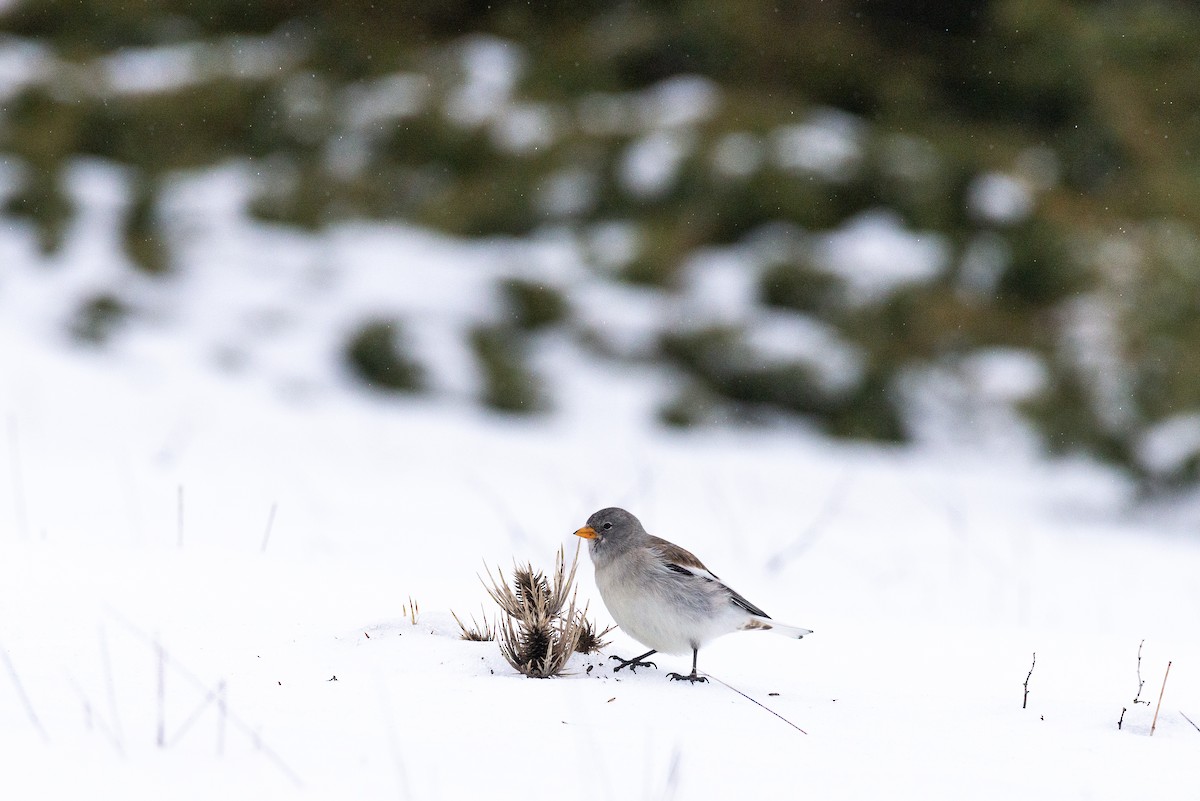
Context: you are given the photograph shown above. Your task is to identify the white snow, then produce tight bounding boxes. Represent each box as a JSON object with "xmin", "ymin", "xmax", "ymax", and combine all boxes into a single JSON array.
[
  {"xmin": 619, "ymin": 130, "xmax": 693, "ymax": 199},
  {"xmin": 0, "ymin": 161, "xmax": 1197, "ymax": 801},
  {"xmin": 772, "ymin": 109, "xmax": 865, "ymax": 182},
  {"xmin": 712, "ymin": 131, "xmax": 766, "ymax": 178},
  {"xmin": 815, "ymin": 210, "xmax": 950, "ymax": 304},
  {"xmin": 443, "ymin": 36, "xmax": 525, "ymax": 128},
  {"xmin": 1138, "ymin": 414, "xmax": 1200, "ymax": 476},
  {"xmin": 343, "ymin": 73, "xmax": 432, "ymax": 130},
  {"xmin": 491, "ymin": 102, "xmax": 562, "ymax": 154},
  {"xmin": 634, "ymin": 75, "xmax": 721, "ymax": 130},
  {"xmin": 968, "ymin": 172, "xmax": 1034, "ymax": 226}
]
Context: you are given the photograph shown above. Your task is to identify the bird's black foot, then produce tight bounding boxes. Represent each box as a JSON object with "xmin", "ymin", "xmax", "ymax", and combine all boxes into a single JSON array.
[
  {"xmin": 610, "ymin": 653, "xmax": 657, "ymax": 673},
  {"xmin": 667, "ymin": 671, "xmax": 708, "ymax": 684}
]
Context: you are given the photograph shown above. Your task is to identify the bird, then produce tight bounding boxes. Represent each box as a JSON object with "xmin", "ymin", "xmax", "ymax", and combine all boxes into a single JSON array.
[{"xmin": 574, "ymin": 506, "xmax": 811, "ymax": 683}]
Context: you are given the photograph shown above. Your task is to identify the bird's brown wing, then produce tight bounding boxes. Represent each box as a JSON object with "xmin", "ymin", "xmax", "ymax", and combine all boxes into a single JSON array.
[{"xmin": 647, "ymin": 535, "xmax": 773, "ymax": 619}]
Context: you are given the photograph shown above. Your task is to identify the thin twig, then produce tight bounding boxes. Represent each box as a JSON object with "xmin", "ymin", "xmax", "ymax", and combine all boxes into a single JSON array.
[
  {"xmin": 216, "ymin": 679, "xmax": 226, "ymax": 756},
  {"xmin": 1133, "ymin": 639, "xmax": 1148, "ymax": 705},
  {"xmin": 464, "ymin": 471, "xmax": 532, "ymax": 547},
  {"xmin": 99, "ymin": 627, "xmax": 124, "ymax": 749},
  {"xmin": 766, "ymin": 467, "xmax": 854, "ymax": 573},
  {"xmin": 65, "ymin": 672, "xmax": 123, "ymax": 753},
  {"xmin": 0, "ymin": 641, "xmax": 49, "ymax": 742},
  {"xmin": 661, "ymin": 744, "xmax": 682, "ymax": 801},
  {"xmin": 376, "ymin": 681, "xmax": 412, "ymax": 799},
  {"xmin": 164, "ymin": 679, "xmax": 223, "ymax": 748},
  {"xmin": 1150, "ymin": 661, "xmax": 1172, "ymax": 736},
  {"xmin": 1181, "ymin": 710, "xmax": 1200, "ymax": 735},
  {"xmin": 176, "ymin": 485, "xmax": 184, "ymax": 548},
  {"xmin": 259, "ymin": 502, "xmax": 278, "ymax": 553},
  {"xmin": 705, "ymin": 672, "xmax": 807, "ymax": 735},
  {"xmin": 105, "ymin": 609, "xmax": 303, "ymax": 786},
  {"xmin": 156, "ymin": 637, "xmax": 166, "ymax": 746},
  {"xmin": 1023, "ymin": 652, "xmax": 1036, "ymax": 709}
]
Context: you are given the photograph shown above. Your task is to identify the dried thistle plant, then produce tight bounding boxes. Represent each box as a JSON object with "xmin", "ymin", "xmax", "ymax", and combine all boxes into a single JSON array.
[
  {"xmin": 483, "ymin": 544, "xmax": 599, "ymax": 678},
  {"xmin": 451, "ymin": 608, "xmax": 495, "ymax": 641},
  {"xmin": 574, "ymin": 613, "xmax": 615, "ymax": 655}
]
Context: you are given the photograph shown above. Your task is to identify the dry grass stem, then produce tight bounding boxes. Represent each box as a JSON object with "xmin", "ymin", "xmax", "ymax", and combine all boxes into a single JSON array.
[
  {"xmin": 451, "ymin": 608, "xmax": 495, "ymax": 641},
  {"xmin": 1150, "ymin": 661, "xmax": 1172, "ymax": 736},
  {"xmin": 402, "ymin": 596, "xmax": 420, "ymax": 625}
]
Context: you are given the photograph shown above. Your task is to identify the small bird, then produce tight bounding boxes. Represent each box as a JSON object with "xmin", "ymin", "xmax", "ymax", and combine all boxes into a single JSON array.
[{"xmin": 574, "ymin": 507, "xmax": 811, "ymax": 683}]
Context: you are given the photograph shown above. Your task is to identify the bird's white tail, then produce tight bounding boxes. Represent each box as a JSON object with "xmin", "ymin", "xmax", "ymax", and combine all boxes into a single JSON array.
[{"xmin": 745, "ymin": 616, "xmax": 812, "ymax": 638}]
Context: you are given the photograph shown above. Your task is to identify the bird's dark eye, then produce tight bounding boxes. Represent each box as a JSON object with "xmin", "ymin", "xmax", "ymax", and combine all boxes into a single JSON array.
[{"xmin": 602, "ymin": 522, "xmax": 613, "ymax": 531}]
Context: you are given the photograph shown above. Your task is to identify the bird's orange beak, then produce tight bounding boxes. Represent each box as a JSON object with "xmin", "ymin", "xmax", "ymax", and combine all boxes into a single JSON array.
[{"xmin": 574, "ymin": 525, "xmax": 598, "ymax": 539}]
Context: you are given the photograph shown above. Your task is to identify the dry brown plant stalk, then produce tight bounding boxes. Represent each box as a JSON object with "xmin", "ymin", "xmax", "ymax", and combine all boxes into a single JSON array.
[
  {"xmin": 1150, "ymin": 661, "xmax": 1172, "ymax": 736},
  {"xmin": 451, "ymin": 608, "xmax": 495, "ymax": 641},
  {"xmin": 402, "ymin": 596, "xmax": 420, "ymax": 625}
]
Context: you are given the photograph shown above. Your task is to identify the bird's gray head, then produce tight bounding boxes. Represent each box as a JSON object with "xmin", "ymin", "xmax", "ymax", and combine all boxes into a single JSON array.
[{"xmin": 573, "ymin": 507, "xmax": 646, "ymax": 562}]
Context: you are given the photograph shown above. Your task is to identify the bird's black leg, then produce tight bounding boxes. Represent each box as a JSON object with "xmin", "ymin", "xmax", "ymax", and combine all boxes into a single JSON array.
[
  {"xmin": 668, "ymin": 648, "xmax": 708, "ymax": 684},
  {"xmin": 610, "ymin": 649, "xmax": 658, "ymax": 672}
]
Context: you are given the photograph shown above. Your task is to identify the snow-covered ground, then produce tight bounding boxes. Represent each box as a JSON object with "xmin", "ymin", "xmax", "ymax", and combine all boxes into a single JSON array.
[{"xmin": 2, "ymin": 173, "xmax": 1199, "ymax": 799}]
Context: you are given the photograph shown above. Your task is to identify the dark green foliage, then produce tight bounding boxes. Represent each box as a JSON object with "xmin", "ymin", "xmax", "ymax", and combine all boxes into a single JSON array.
[
  {"xmin": 660, "ymin": 326, "xmax": 828, "ymax": 422},
  {"xmin": 69, "ymin": 293, "xmax": 129, "ymax": 345},
  {"xmin": 760, "ymin": 260, "xmax": 844, "ymax": 316},
  {"xmin": 123, "ymin": 174, "xmax": 170, "ymax": 274},
  {"xmin": 345, "ymin": 319, "xmax": 425, "ymax": 393},
  {"xmin": 659, "ymin": 384, "xmax": 719, "ymax": 428},
  {"xmin": 3, "ymin": 166, "xmax": 71, "ymax": 255},
  {"xmin": 998, "ymin": 221, "xmax": 1086, "ymax": 309},
  {"xmin": 470, "ymin": 325, "xmax": 544, "ymax": 414},
  {"xmin": 825, "ymin": 368, "xmax": 905, "ymax": 442},
  {"xmin": 5, "ymin": 0, "xmax": 1200, "ymax": 479},
  {"xmin": 501, "ymin": 278, "xmax": 567, "ymax": 331}
]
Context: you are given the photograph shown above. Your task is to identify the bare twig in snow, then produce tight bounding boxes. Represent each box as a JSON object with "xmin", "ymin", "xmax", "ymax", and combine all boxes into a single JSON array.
[
  {"xmin": 705, "ymin": 672, "xmax": 807, "ymax": 735},
  {"xmin": 376, "ymin": 681, "xmax": 412, "ymax": 799},
  {"xmin": 1120, "ymin": 640, "xmax": 1152, "ymax": 730},
  {"xmin": 176, "ymin": 485, "xmax": 185, "ymax": 548},
  {"xmin": 105, "ymin": 609, "xmax": 303, "ymax": 786},
  {"xmin": 1133, "ymin": 639, "xmax": 1149, "ymax": 705},
  {"xmin": 259, "ymin": 502, "xmax": 278, "ymax": 553},
  {"xmin": 766, "ymin": 467, "xmax": 854, "ymax": 573},
  {"xmin": 216, "ymin": 679, "xmax": 226, "ymax": 755},
  {"xmin": 1, "ymin": 641, "xmax": 48, "ymax": 742},
  {"xmin": 1023, "ymin": 652, "xmax": 1036, "ymax": 709},
  {"xmin": 164, "ymin": 676, "xmax": 229, "ymax": 750},
  {"xmin": 661, "ymin": 744, "xmax": 683, "ymax": 801},
  {"xmin": 99, "ymin": 627, "xmax": 124, "ymax": 748},
  {"xmin": 156, "ymin": 637, "xmax": 166, "ymax": 746},
  {"xmin": 464, "ymin": 471, "xmax": 532, "ymax": 547},
  {"xmin": 66, "ymin": 672, "xmax": 123, "ymax": 753},
  {"xmin": 1150, "ymin": 661, "xmax": 1172, "ymax": 736},
  {"xmin": 1181, "ymin": 710, "xmax": 1200, "ymax": 735}
]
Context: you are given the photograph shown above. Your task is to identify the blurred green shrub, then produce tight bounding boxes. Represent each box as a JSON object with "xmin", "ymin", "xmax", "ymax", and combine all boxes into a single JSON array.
[
  {"xmin": 501, "ymin": 278, "xmax": 567, "ymax": 331},
  {"xmin": 345, "ymin": 319, "xmax": 426, "ymax": 393},
  {"xmin": 470, "ymin": 324, "xmax": 544, "ymax": 413},
  {"xmin": 3, "ymin": 0, "xmax": 1200, "ymax": 484}
]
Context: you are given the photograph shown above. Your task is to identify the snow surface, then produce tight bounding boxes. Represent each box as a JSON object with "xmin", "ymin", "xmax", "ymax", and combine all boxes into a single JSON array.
[{"xmin": 1, "ymin": 173, "xmax": 1199, "ymax": 801}]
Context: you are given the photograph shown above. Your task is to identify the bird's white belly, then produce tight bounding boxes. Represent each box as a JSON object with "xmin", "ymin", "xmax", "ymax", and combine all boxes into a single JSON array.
[{"xmin": 595, "ymin": 561, "xmax": 741, "ymax": 655}]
